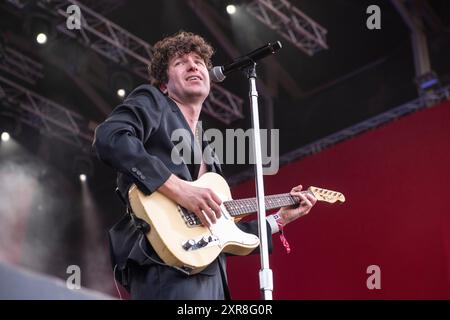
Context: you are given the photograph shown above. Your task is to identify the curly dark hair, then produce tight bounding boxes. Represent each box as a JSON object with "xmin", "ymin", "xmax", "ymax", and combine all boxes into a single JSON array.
[{"xmin": 148, "ymin": 31, "xmax": 215, "ymax": 88}]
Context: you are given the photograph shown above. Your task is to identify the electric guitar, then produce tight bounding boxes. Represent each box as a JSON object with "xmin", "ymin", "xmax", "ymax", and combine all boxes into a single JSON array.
[{"xmin": 128, "ymin": 172, "xmax": 345, "ymax": 274}]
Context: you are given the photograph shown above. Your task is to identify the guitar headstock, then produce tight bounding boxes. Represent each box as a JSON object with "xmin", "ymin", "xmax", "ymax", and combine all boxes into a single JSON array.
[{"xmin": 308, "ymin": 186, "xmax": 346, "ymax": 204}]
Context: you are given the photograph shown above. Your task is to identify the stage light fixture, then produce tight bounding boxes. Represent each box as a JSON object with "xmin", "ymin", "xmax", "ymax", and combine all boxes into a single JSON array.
[
  {"xmin": 24, "ymin": 11, "xmax": 56, "ymax": 46},
  {"xmin": 110, "ymin": 70, "xmax": 133, "ymax": 100},
  {"xmin": 1, "ymin": 132, "xmax": 10, "ymax": 142},
  {"xmin": 73, "ymin": 156, "xmax": 93, "ymax": 182},
  {"xmin": 226, "ymin": 4, "xmax": 237, "ymax": 15},
  {"xmin": 416, "ymin": 71, "xmax": 441, "ymax": 95},
  {"xmin": 36, "ymin": 32, "xmax": 47, "ymax": 44},
  {"xmin": 117, "ymin": 89, "xmax": 126, "ymax": 98}
]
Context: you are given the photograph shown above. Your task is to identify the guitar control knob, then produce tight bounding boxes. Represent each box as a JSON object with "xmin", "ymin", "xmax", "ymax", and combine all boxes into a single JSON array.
[
  {"xmin": 197, "ymin": 236, "xmax": 210, "ymax": 247},
  {"xmin": 182, "ymin": 239, "xmax": 195, "ymax": 251}
]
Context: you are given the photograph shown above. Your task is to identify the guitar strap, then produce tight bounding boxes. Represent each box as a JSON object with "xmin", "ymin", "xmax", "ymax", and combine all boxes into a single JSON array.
[
  {"xmin": 128, "ymin": 207, "xmax": 150, "ymax": 234},
  {"xmin": 115, "ymin": 187, "xmax": 151, "ymax": 233}
]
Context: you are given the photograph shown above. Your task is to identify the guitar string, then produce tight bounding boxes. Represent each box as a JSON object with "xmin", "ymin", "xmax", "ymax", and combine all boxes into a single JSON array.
[{"xmin": 225, "ymin": 193, "xmax": 298, "ymax": 216}]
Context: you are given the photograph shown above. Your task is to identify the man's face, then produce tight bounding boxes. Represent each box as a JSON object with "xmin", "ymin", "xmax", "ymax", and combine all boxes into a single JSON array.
[{"xmin": 164, "ymin": 52, "xmax": 210, "ymax": 104}]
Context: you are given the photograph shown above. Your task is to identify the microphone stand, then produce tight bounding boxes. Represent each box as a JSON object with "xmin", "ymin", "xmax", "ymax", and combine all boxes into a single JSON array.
[{"xmin": 244, "ymin": 63, "xmax": 273, "ymax": 300}]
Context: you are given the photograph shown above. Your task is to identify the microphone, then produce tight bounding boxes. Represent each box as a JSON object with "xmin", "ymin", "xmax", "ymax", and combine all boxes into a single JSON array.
[{"xmin": 209, "ymin": 41, "xmax": 282, "ymax": 83}]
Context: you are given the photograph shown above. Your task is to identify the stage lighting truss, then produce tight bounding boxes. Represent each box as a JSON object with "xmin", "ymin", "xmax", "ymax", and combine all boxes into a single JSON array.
[
  {"xmin": 0, "ymin": 75, "xmax": 94, "ymax": 153},
  {"xmin": 0, "ymin": 45, "xmax": 44, "ymax": 85},
  {"xmin": 36, "ymin": 0, "xmax": 244, "ymax": 124},
  {"xmin": 73, "ymin": 0, "xmax": 126, "ymax": 17},
  {"xmin": 246, "ymin": 0, "xmax": 328, "ymax": 56},
  {"xmin": 4, "ymin": 0, "xmax": 29, "ymax": 9}
]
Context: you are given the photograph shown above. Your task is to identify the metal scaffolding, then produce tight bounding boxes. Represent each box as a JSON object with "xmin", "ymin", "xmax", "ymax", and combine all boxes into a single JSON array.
[
  {"xmin": 390, "ymin": 0, "xmax": 431, "ymax": 77},
  {"xmin": 75, "ymin": 0, "xmax": 126, "ymax": 16},
  {"xmin": 246, "ymin": 0, "xmax": 328, "ymax": 56},
  {"xmin": 5, "ymin": 0, "xmax": 124, "ymax": 14},
  {"xmin": 0, "ymin": 45, "xmax": 43, "ymax": 85},
  {"xmin": 390, "ymin": 0, "xmax": 441, "ymax": 98},
  {"xmin": 204, "ymin": 84, "xmax": 244, "ymax": 125},
  {"xmin": 0, "ymin": 75, "xmax": 94, "ymax": 153},
  {"xmin": 227, "ymin": 84, "xmax": 450, "ymax": 186},
  {"xmin": 36, "ymin": 0, "xmax": 244, "ymax": 124}
]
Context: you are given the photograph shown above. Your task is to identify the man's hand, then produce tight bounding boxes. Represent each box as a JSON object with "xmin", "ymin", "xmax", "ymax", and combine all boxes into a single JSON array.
[
  {"xmin": 176, "ymin": 183, "xmax": 222, "ymax": 227},
  {"xmin": 158, "ymin": 174, "xmax": 222, "ymax": 227},
  {"xmin": 278, "ymin": 185, "xmax": 317, "ymax": 226}
]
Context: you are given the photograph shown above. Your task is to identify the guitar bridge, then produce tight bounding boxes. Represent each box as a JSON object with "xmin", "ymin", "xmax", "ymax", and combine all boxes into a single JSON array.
[{"xmin": 178, "ymin": 206, "xmax": 202, "ymax": 228}]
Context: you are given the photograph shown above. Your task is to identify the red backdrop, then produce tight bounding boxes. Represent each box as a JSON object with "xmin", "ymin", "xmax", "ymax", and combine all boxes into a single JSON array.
[{"xmin": 228, "ymin": 100, "xmax": 450, "ymax": 299}]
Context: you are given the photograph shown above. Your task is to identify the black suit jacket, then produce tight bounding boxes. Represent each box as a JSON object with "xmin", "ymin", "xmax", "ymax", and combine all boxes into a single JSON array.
[{"xmin": 93, "ymin": 84, "xmax": 272, "ymax": 293}]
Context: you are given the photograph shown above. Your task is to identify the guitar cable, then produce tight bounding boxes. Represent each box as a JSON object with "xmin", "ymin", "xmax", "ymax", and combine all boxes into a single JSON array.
[
  {"xmin": 138, "ymin": 233, "xmax": 192, "ymax": 276},
  {"xmin": 112, "ymin": 264, "xmax": 123, "ymax": 300},
  {"xmin": 111, "ymin": 234, "xmax": 190, "ymax": 300}
]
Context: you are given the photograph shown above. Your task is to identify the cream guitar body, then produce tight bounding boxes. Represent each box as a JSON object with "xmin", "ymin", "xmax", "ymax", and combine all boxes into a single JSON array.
[{"xmin": 128, "ymin": 172, "xmax": 345, "ymax": 275}]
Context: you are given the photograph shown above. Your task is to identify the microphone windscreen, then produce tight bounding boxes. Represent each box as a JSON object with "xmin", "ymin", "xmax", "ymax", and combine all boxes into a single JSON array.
[{"xmin": 209, "ymin": 66, "xmax": 226, "ymax": 83}]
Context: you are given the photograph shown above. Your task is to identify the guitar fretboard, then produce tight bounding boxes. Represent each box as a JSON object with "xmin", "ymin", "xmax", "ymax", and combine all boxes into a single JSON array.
[{"xmin": 223, "ymin": 193, "xmax": 299, "ymax": 217}]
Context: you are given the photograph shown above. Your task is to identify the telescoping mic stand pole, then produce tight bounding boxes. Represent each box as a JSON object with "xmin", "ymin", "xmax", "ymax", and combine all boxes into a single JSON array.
[
  {"xmin": 245, "ymin": 62, "xmax": 273, "ymax": 300},
  {"xmin": 210, "ymin": 41, "xmax": 282, "ymax": 299}
]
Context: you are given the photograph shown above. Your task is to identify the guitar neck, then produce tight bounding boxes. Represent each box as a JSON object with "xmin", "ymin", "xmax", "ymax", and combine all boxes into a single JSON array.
[{"xmin": 223, "ymin": 193, "xmax": 299, "ymax": 217}]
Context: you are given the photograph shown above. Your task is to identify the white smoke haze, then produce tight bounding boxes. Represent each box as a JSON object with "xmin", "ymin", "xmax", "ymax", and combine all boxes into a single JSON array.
[
  {"xmin": 0, "ymin": 159, "xmax": 38, "ymax": 264},
  {"xmin": 0, "ymin": 151, "xmax": 76, "ymax": 274},
  {"xmin": 0, "ymin": 142, "xmax": 115, "ymax": 296},
  {"xmin": 80, "ymin": 184, "xmax": 116, "ymax": 295}
]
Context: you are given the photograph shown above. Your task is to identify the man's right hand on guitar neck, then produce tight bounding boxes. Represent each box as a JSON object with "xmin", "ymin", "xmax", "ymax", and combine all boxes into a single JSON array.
[{"xmin": 158, "ymin": 174, "xmax": 222, "ymax": 227}]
